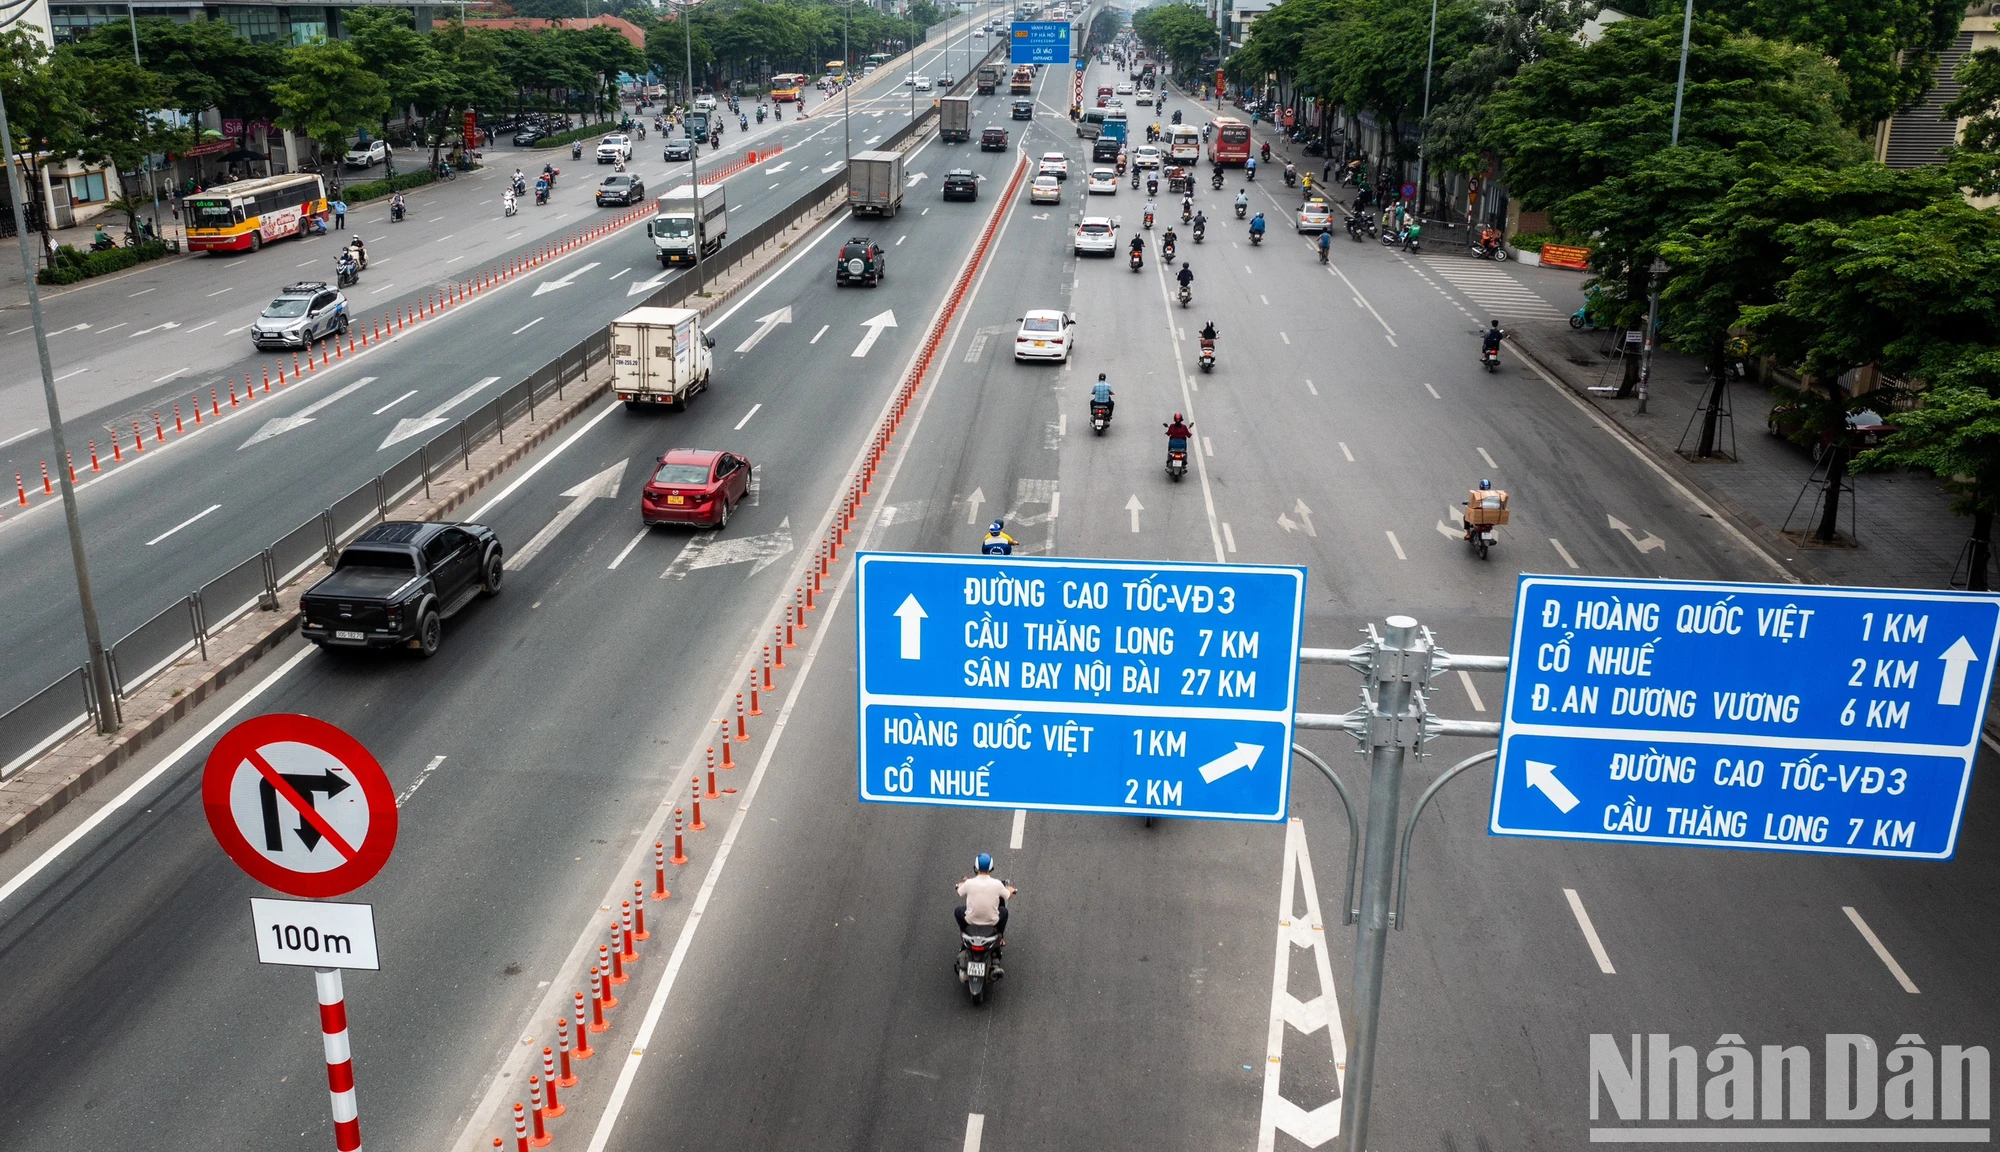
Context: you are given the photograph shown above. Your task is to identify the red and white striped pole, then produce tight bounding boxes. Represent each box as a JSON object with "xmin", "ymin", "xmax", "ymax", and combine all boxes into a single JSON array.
[{"xmin": 317, "ymin": 968, "xmax": 364, "ymax": 1152}]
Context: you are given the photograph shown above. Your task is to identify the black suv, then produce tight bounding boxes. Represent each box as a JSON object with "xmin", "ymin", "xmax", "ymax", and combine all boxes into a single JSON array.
[
  {"xmin": 596, "ymin": 173, "xmax": 646, "ymax": 206},
  {"xmin": 836, "ymin": 237, "xmax": 885, "ymax": 286},
  {"xmin": 300, "ymin": 521, "xmax": 503, "ymax": 656},
  {"xmin": 1011, "ymin": 99, "xmax": 1034, "ymax": 121},
  {"xmin": 980, "ymin": 126, "xmax": 1009, "ymax": 151},
  {"xmin": 941, "ymin": 169, "xmax": 978, "ymax": 201}
]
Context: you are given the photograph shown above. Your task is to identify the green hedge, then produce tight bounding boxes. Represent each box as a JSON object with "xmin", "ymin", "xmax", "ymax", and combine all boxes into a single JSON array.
[
  {"xmin": 36, "ymin": 239, "xmax": 172, "ymax": 285},
  {"xmin": 340, "ymin": 169, "xmax": 440, "ymax": 204},
  {"xmin": 526, "ymin": 121, "xmax": 621, "ymax": 150}
]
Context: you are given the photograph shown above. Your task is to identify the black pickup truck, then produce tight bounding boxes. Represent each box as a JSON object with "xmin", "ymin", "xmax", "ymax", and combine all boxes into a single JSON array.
[{"xmin": 300, "ymin": 521, "xmax": 504, "ymax": 656}]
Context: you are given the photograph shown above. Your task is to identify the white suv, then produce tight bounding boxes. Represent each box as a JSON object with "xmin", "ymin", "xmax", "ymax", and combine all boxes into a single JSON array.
[{"xmin": 596, "ymin": 134, "xmax": 632, "ymax": 164}]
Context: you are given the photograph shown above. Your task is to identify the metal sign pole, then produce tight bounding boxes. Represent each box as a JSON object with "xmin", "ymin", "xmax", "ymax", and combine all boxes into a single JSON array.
[
  {"xmin": 316, "ymin": 967, "xmax": 364, "ymax": 1152},
  {"xmin": 1337, "ymin": 615, "xmax": 1428, "ymax": 1152}
]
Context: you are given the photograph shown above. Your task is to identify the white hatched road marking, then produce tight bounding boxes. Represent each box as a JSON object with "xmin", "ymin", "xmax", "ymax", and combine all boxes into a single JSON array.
[
  {"xmin": 1258, "ymin": 818, "xmax": 1347, "ymax": 1150},
  {"xmin": 1419, "ymin": 257, "xmax": 1565, "ymax": 318}
]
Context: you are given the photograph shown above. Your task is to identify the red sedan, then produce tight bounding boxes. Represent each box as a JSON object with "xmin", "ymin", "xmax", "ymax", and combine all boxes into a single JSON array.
[{"xmin": 641, "ymin": 449, "xmax": 753, "ymax": 528}]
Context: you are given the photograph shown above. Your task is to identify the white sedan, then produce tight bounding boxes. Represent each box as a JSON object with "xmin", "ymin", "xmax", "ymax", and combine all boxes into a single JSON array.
[
  {"xmin": 1086, "ymin": 167, "xmax": 1118, "ymax": 194},
  {"xmin": 1115, "ymin": 82, "xmax": 1134, "ymax": 95},
  {"xmin": 1029, "ymin": 175, "xmax": 1063, "ymax": 204},
  {"xmin": 1131, "ymin": 145, "xmax": 1162, "ymax": 170},
  {"xmin": 1297, "ymin": 197, "xmax": 1334, "ymax": 232},
  {"xmin": 1015, "ymin": 309, "xmax": 1077, "ymax": 361},
  {"xmin": 1038, "ymin": 152, "xmax": 1069, "ymax": 179},
  {"xmin": 915, "ymin": 77, "xmax": 934, "ymax": 91},
  {"xmin": 1074, "ymin": 216, "xmax": 1117, "ymax": 255}
]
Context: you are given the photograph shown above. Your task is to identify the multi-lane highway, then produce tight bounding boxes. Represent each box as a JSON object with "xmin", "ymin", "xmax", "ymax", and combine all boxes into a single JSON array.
[
  {"xmin": 1, "ymin": 34, "xmax": 1995, "ymax": 1152},
  {"xmin": 0, "ymin": 21, "xmax": 999, "ymax": 715}
]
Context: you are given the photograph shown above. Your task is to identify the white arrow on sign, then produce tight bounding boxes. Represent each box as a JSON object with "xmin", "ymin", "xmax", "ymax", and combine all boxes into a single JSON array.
[
  {"xmin": 1197, "ymin": 742, "xmax": 1263, "ymax": 784},
  {"xmin": 379, "ymin": 376, "xmax": 500, "ymax": 449},
  {"xmin": 1937, "ymin": 636, "xmax": 1979, "ymax": 706},
  {"xmin": 1607, "ymin": 514, "xmax": 1665, "ymax": 553},
  {"xmin": 734, "ymin": 306, "xmax": 793, "ymax": 353},
  {"xmin": 627, "ymin": 269, "xmax": 672, "ymax": 297},
  {"xmin": 964, "ymin": 487, "xmax": 986, "ymax": 525},
  {"xmin": 1293, "ymin": 498, "xmax": 1316, "ymax": 537},
  {"xmin": 661, "ymin": 517, "xmax": 794, "ymax": 580},
  {"xmin": 1525, "ymin": 760, "xmax": 1580, "ymax": 814},
  {"xmin": 505, "ymin": 459, "xmax": 626, "ymax": 570},
  {"xmin": 1125, "ymin": 494, "xmax": 1143, "ymax": 532},
  {"xmin": 894, "ymin": 594, "xmax": 927, "ymax": 659},
  {"xmin": 533, "ymin": 261, "xmax": 601, "ymax": 297},
  {"xmin": 241, "ymin": 376, "xmax": 376, "ymax": 449},
  {"xmin": 851, "ymin": 310, "xmax": 897, "ymax": 358}
]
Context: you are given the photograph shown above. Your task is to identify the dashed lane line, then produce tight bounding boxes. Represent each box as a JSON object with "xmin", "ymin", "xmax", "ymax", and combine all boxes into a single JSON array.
[
  {"xmin": 1564, "ymin": 888, "xmax": 1617, "ymax": 974},
  {"xmin": 1844, "ymin": 906, "xmax": 1920, "ymax": 994}
]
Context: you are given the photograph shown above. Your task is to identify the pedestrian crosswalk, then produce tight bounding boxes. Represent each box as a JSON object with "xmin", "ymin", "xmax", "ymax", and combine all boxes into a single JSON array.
[{"xmin": 1418, "ymin": 257, "xmax": 1566, "ymax": 320}]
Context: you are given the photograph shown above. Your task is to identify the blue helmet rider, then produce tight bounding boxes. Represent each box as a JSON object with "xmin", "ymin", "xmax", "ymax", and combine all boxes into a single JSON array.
[{"xmin": 981, "ymin": 519, "xmax": 1017, "ymax": 555}]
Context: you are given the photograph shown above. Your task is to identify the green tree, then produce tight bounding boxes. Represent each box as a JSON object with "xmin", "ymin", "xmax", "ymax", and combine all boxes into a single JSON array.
[
  {"xmin": 272, "ymin": 38, "xmax": 389, "ymax": 188},
  {"xmin": 0, "ymin": 27, "xmax": 81, "ymax": 260},
  {"xmin": 1944, "ymin": 46, "xmax": 2000, "ymax": 199},
  {"xmin": 62, "ymin": 54, "xmax": 189, "ymax": 236},
  {"xmin": 1131, "ymin": 3, "xmax": 1215, "ymax": 78},
  {"xmin": 75, "ymin": 19, "xmax": 282, "ymax": 144},
  {"xmin": 646, "ymin": 16, "xmax": 716, "ymax": 88},
  {"xmin": 1421, "ymin": 0, "xmax": 1591, "ymax": 198},
  {"xmin": 1299, "ymin": 0, "xmax": 1485, "ymax": 181},
  {"xmin": 1693, "ymin": 0, "xmax": 1966, "ymax": 129},
  {"xmin": 1744, "ymin": 200, "xmax": 2000, "ymax": 547},
  {"xmin": 346, "ymin": 7, "xmax": 436, "ymax": 149},
  {"xmin": 1482, "ymin": 13, "xmax": 1862, "ymax": 393}
]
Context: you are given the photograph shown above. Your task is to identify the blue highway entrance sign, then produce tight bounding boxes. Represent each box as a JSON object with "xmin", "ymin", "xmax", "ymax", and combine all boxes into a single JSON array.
[
  {"xmin": 856, "ymin": 553, "xmax": 1305, "ymax": 821},
  {"xmin": 1010, "ymin": 20, "xmax": 1073, "ymax": 64},
  {"xmin": 1495, "ymin": 576, "xmax": 2000, "ymax": 859}
]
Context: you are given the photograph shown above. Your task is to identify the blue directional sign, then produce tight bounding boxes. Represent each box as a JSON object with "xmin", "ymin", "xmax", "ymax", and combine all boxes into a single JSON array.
[
  {"xmin": 1494, "ymin": 575, "xmax": 2000, "ymax": 859},
  {"xmin": 1010, "ymin": 20, "xmax": 1072, "ymax": 64},
  {"xmin": 855, "ymin": 553, "xmax": 1305, "ymax": 821}
]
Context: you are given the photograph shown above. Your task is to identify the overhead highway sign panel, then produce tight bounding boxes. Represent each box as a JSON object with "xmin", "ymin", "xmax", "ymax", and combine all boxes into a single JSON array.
[
  {"xmin": 855, "ymin": 553, "xmax": 1305, "ymax": 821},
  {"xmin": 1011, "ymin": 21, "xmax": 1072, "ymax": 64},
  {"xmin": 1493, "ymin": 575, "xmax": 2000, "ymax": 859}
]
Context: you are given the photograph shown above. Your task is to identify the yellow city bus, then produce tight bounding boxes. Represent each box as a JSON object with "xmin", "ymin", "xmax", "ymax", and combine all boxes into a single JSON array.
[
  {"xmin": 183, "ymin": 172, "xmax": 328, "ymax": 253},
  {"xmin": 770, "ymin": 73, "xmax": 808, "ymax": 102},
  {"xmin": 824, "ymin": 60, "xmax": 845, "ymax": 81}
]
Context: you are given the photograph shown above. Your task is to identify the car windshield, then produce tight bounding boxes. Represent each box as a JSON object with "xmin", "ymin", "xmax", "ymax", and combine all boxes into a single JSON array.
[
  {"xmin": 336, "ymin": 547, "xmax": 416, "ymax": 572},
  {"xmin": 1023, "ymin": 317, "xmax": 1062, "ymax": 333},
  {"xmin": 604, "ymin": 177, "xmax": 632, "ymax": 187},
  {"xmin": 262, "ymin": 298, "xmax": 311, "ymax": 318},
  {"xmin": 653, "ymin": 463, "xmax": 711, "ymax": 485},
  {"xmin": 657, "ymin": 217, "xmax": 694, "ymax": 238}
]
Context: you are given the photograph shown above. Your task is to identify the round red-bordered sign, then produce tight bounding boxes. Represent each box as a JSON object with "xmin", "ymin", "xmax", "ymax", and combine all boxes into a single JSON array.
[{"xmin": 201, "ymin": 713, "xmax": 398, "ymax": 898}]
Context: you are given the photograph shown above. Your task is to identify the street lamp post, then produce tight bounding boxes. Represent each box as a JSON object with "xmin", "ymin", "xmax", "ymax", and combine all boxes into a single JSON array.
[
  {"xmin": 1638, "ymin": 256, "xmax": 1667, "ymax": 415},
  {"xmin": 1411, "ymin": 0, "xmax": 1439, "ymax": 221},
  {"xmin": 673, "ymin": 0, "xmax": 707, "ymax": 295},
  {"xmin": 0, "ymin": 88, "xmax": 119, "ymax": 733}
]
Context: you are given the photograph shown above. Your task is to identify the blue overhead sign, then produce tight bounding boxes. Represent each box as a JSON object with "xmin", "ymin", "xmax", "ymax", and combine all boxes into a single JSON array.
[
  {"xmin": 1011, "ymin": 20, "xmax": 1072, "ymax": 64},
  {"xmin": 1493, "ymin": 576, "xmax": 2000, "ymax": 859},
  {"xmin": 855, "ymin": 553, "xmax": 1305, "ymax": 821}
]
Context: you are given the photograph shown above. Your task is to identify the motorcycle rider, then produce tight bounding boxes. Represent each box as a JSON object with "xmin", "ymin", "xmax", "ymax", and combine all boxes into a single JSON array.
[
  {"xmin": 1143, "ymin": 197, "xmax": 1156, "ymax": 228},
  {"xmin": 956, "ymin": 853, "xmax": 1013, "ymax": 945},
  {"xmin": 503, "ymin": 187, "xmax": 518, "ymax": 215},
  {"xmin": 1129, "ymin": 234, "xmax": 1145, "ymax": 265},
  {"xmin": 1245, "ymin": 155, "xmax": 1257, "ymax": 181},
  {"xmin": 542, "ymin": 162, "xmax": 558, "ymax": 186},
  {"xmin": 571, "ymin": 140, "xmax": 583, "ymax": 160},
  {"xmin": 1481, "ymin": 320, "xmax": 1504, "ymax": 360},
  {"xmin": 1234, "ymin": 189, "xmax": 1248, "ymax": 217},
  {"xmin": 1198, "ymin": 319, "xmax": 1219, "ymax": 348},
  {"xmin": 1477, "ymin": 224, "xmax": 1503, "ymax": 257},
  {"xmin": 345, "ymin": 235, "xmax": 367, "ymax": 269},
  {"xmin": 335, "ymin": 246, "xmax": 358, "ymax": 284},
  {"xmin": 512, "ymin": 167, "xmax": 526, "ymax": 194},
  {"xmin": 1192, "ymin": 209, "xmax": 1207, "ymax": 241},
  {"xmin": 1091, "ymin": 372, "xmax": 1115, "ymax": 421},
  {"xmin": 389, "ymin": 191, "xmax": 407, "ymax": 221},
  {"xmin": 1248, "ymin": 211, "xmax": 1267, "ymax": 240},
  {"xmin": 980, "ymin": 520, "xmax": 1017, "ymax": 556},
  {"xmin": 1164, "ymin": 412, "xmax": 1193, "ymax": 460},
  {"xmin": 1464, "ymin": 479, "xmax": 1503, "ymax": 540},
  {"xmin": 1261, "ymin": 141, "xmax": 1271, "ymax": 163},
  {"xmin": 1175, "ymin": 261, "xmax": 1194, "ymax": 297}
]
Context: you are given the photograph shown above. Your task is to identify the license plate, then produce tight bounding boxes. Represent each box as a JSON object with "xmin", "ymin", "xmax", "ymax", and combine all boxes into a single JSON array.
[
  {"xmin": 667, "ymin": 494, "xmax": 685, "ymax": 505},
  {"xmin": 966, "ymin": 961, "xmax": 986, "ymax": 977},
  {"xmin": 1034, "ymin": 341, "xmax": 1048, "ymax": 348},
  {"xmin": 335, "ymin": 630, "xmax": 364, "ymax": 641}
]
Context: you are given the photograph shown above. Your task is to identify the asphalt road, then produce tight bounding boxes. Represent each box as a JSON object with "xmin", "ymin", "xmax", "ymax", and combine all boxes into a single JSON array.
[
  {"xmin": 3, "ymin": 38, "xmax": 1995, "ymax": 1152},
  {"xmin": 0, "ymin": 20, "xmax": 1000, "ymax": 714}
]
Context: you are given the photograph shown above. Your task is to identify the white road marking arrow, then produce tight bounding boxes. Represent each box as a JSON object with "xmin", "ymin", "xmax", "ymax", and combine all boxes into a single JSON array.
[
  {"xmin": 627, "ymin": 269, "xmax": 672, "ymax": 297},
  {"xmin": 1278, "ymin": 513, "xmax": 1299, "ymax": 534},
  {"xmin": 851, "ymin": 310, "xmax": 897, "ymax": 358},
  {"xmin": 1525, "ymin": 760, "xmax": 1581, "ymax": 814},
  {"xmin": 379, "ymin": 376, "xmax": 500, "ymax": 449},
  {"xmin": 505, "ymin": 459, "xmax": 626, "ymax": 570},
  {"xmin": 241, "ymin": 377, "xmax": 376, "ymax": 448},
  {"xmin": 533, "ymin": 261, "xmax": 601, "ymax": 297},
  {"xmin": 1125, "ymin": 494, "xmax": 1143, "ymax": 532},
  {"xmin": 129, "ymin": 320, "xmax": 183, "ymax": 338},
  {"xmin": 661, "ymin": 517, "xmax": 794, "ymax": 580},
  {"xmin": 1293, "ymin": 498, "xmax": 1316, "ymax": 537},
  {"xmin": 1937, "ymin": 636, "xmax": 1979, "ymax": 706},
  {"xmin": 764, "ymin": 160, "xmax": 792, "ymax": 173},
  {"xmin": 906, "ymin": 171, "xmax": 928, "ymax": 186},
  {"xmin": 964, "ymin": 486, "xmax": 986, "ymax": 525},
  {"xmin": 734, "ymin": 306, "xmax": 793, "ymax": 353},
  {"xmin": 894, "ymin": 594, "xmax": 927, "ymax": 659},
  {"xmin": 1196, "ymin": 742, "xmax": 1263, "ymax": 784},
  {"xmin": 1606, "ymin": 514, "xmax": 1665, "ymax": 553},
  {"xmin": 821, "ymin": 162, "xmax": 844, "ymax": 173},
  {"xmin": 1031, "ymin": 212, "xmax": 1050, "ymax": 220}
]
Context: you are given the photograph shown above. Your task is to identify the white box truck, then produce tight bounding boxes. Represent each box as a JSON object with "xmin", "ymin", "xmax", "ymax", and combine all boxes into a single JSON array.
[
  {"xmin": 647, "ymin": 183, "xmax": 727, "ymax": 267},
  {"xmin": 611, "ymin": 307, "xmax": 714, "ymax": 410},
  {"xmin": 939, "ymin": 96, "xmax": 971, "ymax": 143},
  {"xmin": 848, "ymin": 150, "xmax": 905, "ymax": 218}
]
